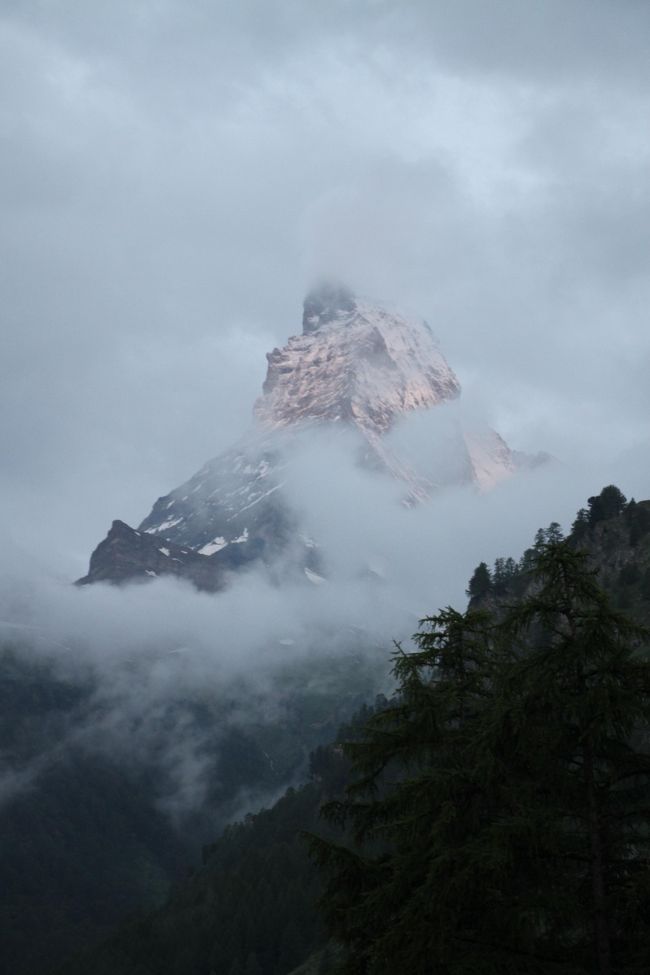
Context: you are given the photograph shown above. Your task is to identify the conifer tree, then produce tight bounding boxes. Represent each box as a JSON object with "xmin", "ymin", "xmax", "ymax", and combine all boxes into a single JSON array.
[
  {"xmin": 533, "ymin": 527, "xmax": 547, "ymax": 550},
  {"xmin": 308, "ymin": 607, "xmax": 510, "ymax": 974},
  {"xmin": 503, "ymin": 556, "xmax": 518, "ymax": 578},
  {"xmin": 587, "ymin": 485, "xmax": 627, "ymax": 527},
  {"xmin": 309, "ymin": 543, "xmax": 650, "ymax": 975},
  {"xmin": 571, "ymin": 507, "xmax": 590, "ymax": 541},
  {"xmin": 493, "ymin": 556, "xmax": 508, "ymax": 593},
  {"xmin": 544, "ymin": 520, "xmax": 563, "ymax": 542},
  {"xmin": 466, "ymin": 561, "xmax": 492, "ymax": 598}
]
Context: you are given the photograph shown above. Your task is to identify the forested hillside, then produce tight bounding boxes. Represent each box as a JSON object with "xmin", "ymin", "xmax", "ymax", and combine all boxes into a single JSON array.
[
  {"xmin": 0, "ymin": 651, "xmax": 188, "ymax": 974},
  {"xmin": 55, "ymin": 486, "xmax": 650, "ymax": 975},
  {"xmin": 55, "ymin": 730, "xmax": 356, "ymax": 975},
  {"xmin": 0, "ymin": 640, "xmax": 383, "ymax": 975}
]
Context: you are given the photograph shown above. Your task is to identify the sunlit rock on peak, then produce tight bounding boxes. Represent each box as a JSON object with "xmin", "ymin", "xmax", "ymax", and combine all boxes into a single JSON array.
[{"xmin": 256, "ymin": 288, "xmax": 460, "ymax": 437}]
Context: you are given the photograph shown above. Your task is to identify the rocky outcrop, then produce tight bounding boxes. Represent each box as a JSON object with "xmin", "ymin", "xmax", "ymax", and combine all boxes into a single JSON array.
[{"xmin": 77, "ymin": 520, "xmax": 226, "ymax": 591}]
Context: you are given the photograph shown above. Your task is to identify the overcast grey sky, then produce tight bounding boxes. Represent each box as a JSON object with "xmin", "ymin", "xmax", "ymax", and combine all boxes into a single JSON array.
[{"xmin": 1, "ymin": 0, "xmax": 649, "ymax": 576}]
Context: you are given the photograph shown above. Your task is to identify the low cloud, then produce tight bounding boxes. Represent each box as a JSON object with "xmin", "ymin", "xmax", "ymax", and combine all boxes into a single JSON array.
[{"xmin": 1, "ymin": 424, "xmax": 647, "ymax": 819}]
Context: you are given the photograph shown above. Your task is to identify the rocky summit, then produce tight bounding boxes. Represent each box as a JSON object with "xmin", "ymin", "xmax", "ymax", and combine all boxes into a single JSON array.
[
  {"xmin": 79, "ymin": 285, "xmax": 543, "ymax": 590},
  {"xmin": 257, "ymin": 282, "xmax": 461, "ymax": 434}
]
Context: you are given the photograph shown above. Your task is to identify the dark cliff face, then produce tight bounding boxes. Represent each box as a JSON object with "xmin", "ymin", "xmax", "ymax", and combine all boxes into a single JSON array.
[
  {"xmin": 76, "ymin": 520, "xmax": 225, "ymax": 592},
  {"xmin": 582, "ymin": 500, "xmax": 650, "ymax": 621}
]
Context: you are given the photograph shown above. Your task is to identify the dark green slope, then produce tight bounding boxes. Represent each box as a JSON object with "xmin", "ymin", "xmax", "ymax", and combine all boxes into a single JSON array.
[
  {"xmin": 0, "ymin": 636, "xmax": 383, "ymax": 975},
  {"xmin": 0, "ymin": 650, "xmax": 188, "ymax": 975},
  {"xmin": 56, "ymin": 748, "xmax": 353, "ymax": 975},
  {"xmin": 1, "ymin": 754, "xmax": 187, "ymax": 975}
]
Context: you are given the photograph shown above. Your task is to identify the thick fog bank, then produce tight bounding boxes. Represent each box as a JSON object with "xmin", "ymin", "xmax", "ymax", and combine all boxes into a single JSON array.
[
  {"xmin": 0, "ymin": 429, "xmax": 647, "ymax": 819},
  {"xmin": 2, "ymin": 427, "xmax": 648, "ymax": 690}
]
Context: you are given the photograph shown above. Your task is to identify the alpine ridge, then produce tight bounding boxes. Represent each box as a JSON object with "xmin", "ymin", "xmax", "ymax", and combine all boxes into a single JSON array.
[{"xmin": 79, "ymin": 284, "xmax": 542, "ymax": 590}]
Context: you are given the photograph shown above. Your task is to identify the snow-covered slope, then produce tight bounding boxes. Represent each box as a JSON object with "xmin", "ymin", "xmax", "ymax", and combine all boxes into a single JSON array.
[{"xmin": 80, "ymin": 284, "xmax": 536, "ymax": 589}]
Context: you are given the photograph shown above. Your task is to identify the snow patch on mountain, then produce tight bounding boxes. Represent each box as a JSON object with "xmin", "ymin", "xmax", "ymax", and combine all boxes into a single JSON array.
[{"xmin": 198, "ymin": 537, "xmax": 228, "ymax": 556}]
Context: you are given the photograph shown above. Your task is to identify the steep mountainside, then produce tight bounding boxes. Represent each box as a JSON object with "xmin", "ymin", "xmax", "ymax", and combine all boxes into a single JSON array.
[{"xmin": 80, "ymin": 284, "xmax": 539, "ymax": 590}]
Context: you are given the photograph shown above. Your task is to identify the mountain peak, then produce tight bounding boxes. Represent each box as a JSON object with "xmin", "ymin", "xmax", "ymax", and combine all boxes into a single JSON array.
[
  {"xmin": 302, "ymin": 282, "xmax": 357, "ymax": 334},
  {"xmin": 79, "ymin": 289, "xmax": 539, "ymax": 591},
  {"xmin": 256, "ymin": 291, "xmax": 460, "ymax": 435}
]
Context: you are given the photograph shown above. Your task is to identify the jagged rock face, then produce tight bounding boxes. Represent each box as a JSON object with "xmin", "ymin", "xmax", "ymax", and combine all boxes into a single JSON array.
[
  {"xmin": 255, "ymin": 285, "xmax": 529, "ymax": 493},
  {"xmin": 256, "ymin": 286, "xmax": 460, "ymax": 437},
  {"xmin": 77, "ymin": 520, "xmax": 225, "ymax": 591},
  {"xmin": 80, "ymin": 285, "xmax": 535, "ymax": 589}
]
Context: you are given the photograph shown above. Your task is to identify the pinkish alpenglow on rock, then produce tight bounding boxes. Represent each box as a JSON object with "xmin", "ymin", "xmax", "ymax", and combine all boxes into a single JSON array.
[
  {"xmin": 256, "ymin": 284, "xmax": 461, "ymax": 435},
  {"xmin": 79, "ymin": 286, "xmax": 545, "ymax": 590}
]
